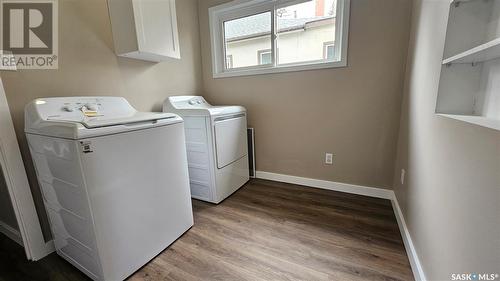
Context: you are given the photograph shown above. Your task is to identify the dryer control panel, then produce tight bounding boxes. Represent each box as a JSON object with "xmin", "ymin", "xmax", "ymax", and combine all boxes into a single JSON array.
[
  {"xmin": 164, "ymin": 95, "xmax": 246, "ymax": 118},
  {"xmin": 168, "ymin": 96, "xmax": 211, "ymax": 109}
]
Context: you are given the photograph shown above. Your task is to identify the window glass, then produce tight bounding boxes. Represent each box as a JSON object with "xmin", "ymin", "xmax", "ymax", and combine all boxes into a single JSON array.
[
  {"xmin": 258, "ymin": 50, "xmax": 272, "ymax": 65},
  {"xmin": 226, "ymin": 55, "xmax": 233, "ymax": 68},
  {"xmin": 224, "ymin": 12, "xmax": 272, "ymax": 69},
  {"xmin": 324, "ymin": 42, "xmax": 335, "ymax": 60},
  {"xmin": 277, "ymin": 0, "xmax": 337, "ymax": 65}
]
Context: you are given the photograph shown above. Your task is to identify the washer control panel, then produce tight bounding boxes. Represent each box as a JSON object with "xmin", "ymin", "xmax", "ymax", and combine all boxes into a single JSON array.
[
  {"xmin": 30, "ymin": 97, "xmax": 136, "ymax": 121},
  {"xmin": 61, "ymin": 102, "xmax": 100, "ymax": 113}
]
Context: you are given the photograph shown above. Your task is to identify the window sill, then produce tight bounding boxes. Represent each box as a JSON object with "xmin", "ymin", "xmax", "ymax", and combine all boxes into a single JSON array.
[{"xmin": 212, "ymin": 60, "xmax": 348, "ymax": 78}]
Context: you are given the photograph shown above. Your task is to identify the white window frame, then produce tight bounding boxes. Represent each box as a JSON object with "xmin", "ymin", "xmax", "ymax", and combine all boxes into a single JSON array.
[{"xmin": 209, "ymin": 0, "xmax": 350, "ymax": 78}]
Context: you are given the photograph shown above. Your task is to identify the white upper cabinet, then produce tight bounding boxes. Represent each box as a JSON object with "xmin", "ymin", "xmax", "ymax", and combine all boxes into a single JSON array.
[{"xmin": 107, "ymin": 0, "xmax": 180, "ymax": 62}]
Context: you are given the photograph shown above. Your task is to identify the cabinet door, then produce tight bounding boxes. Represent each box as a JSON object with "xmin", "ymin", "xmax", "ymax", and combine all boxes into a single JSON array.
[{"xmin": 133, "ymin": 0, "xmax": 180, "ymax": 59}]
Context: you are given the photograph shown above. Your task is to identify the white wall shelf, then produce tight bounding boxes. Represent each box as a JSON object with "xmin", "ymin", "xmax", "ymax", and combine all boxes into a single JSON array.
[
  {"xmin": 437, "ymin": 114, "xmax": 500, "ymax": 131},
  {"xmin": 436, "ymin": 0, "xmax": 500, "ymax": 132},
  {"xmin": 443, "ymin": 38, "xmax": 500, "ymax": 65}
]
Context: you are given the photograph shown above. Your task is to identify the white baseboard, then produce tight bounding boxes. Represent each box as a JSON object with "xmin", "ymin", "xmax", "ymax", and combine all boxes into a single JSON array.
[
  {"xmin": 391, "ymin": 195, "xmax": 427, "ymax": 281},
  {"xmin": 255, "ymin": 170, "xmax": 426, "ymax": 281},
  {"xmin": 0, "ymin": 221, "xmax": 22, "ymax": 246},
  {"xmin": 255, "ymin": 171, "xmax": 394, "ymax": 199}
]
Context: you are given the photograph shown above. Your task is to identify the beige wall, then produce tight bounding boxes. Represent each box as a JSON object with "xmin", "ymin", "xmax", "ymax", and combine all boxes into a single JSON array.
[
  {"xmin": 199, "ymin": 0, "xmax": 412, "ymax": 189},
  {"xmin": 393, "ymin": 0, "xmax": 500, "ymax": 280},
  {"xmin": 0, "ymin": 0, "xmax": 203, "ymax": 240}
]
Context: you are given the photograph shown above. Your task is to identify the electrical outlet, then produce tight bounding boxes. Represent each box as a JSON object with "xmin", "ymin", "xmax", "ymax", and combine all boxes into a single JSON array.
[
  {"xmin": 325, "ymin": 153, "xmax": 333, "ymax": 165},
  {"xmin": 401, "ymin": 169, "xmax": 406, "ymax": 185}
]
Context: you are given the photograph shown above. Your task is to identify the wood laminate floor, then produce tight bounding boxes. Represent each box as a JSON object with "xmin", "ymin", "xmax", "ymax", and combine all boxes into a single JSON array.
[{"xmin": 0, "ymin": 179, "xmax": 413, "ymax": 281}]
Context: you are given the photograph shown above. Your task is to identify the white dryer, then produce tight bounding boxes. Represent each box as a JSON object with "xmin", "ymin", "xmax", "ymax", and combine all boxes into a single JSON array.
[
  {"xmin": 25, "ymin": 97, "xmax": 194, "ymax": 281},
  {"xmin": 163, "ymin": 96, "xmax": 249, "ymax": 204}
]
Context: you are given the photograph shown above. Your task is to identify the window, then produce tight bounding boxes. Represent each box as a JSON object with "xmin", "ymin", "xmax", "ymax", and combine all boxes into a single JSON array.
[
  {"xmin": 209, "ymin": 0, "xmax": 350, "ymax": 78},
  {"xmin": 258, "ymin": 49, "xmax": 272, "ymax": 65},
  {"xmin": 323, "ymin": 42, "xmax": 335, "ymax": 60}
]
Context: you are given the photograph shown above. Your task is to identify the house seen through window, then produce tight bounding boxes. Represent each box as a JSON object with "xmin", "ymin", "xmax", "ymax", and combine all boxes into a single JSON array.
[
  {"xmin": 324, "ymin": 42, "xmax": 335, "ymax": 60},
  {"xmin": 258, "ymin": 49, "xmax": 272, "ymax": 65},
  {"xmin": 226, "ymin": 55, "xmax": 233, "ymax": 68}
]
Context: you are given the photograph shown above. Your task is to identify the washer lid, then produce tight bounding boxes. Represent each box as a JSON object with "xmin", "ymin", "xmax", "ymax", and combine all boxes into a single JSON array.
[
  {"xmin": 49, "ymin": 111, "xmax": 175, "ymax": 129},
  {"xmin": 25, "ymin": 97, "xmax": 182, "ymax": 139}
]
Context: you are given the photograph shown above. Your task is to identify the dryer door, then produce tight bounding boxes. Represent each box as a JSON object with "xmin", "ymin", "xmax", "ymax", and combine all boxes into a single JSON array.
[{"xmin": 214, "ymin": 114, "xmax": 248, "ymax": 169}]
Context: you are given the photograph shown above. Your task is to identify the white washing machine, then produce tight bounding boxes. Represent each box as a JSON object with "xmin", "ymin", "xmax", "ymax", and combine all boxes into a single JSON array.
[
  {"xmin": 25, "ymin": 97, "xmax": 194, "ymax": 281},
  {"xmin": 163, "ymin": 96, "xmax": 249, "ymax": 204}
]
